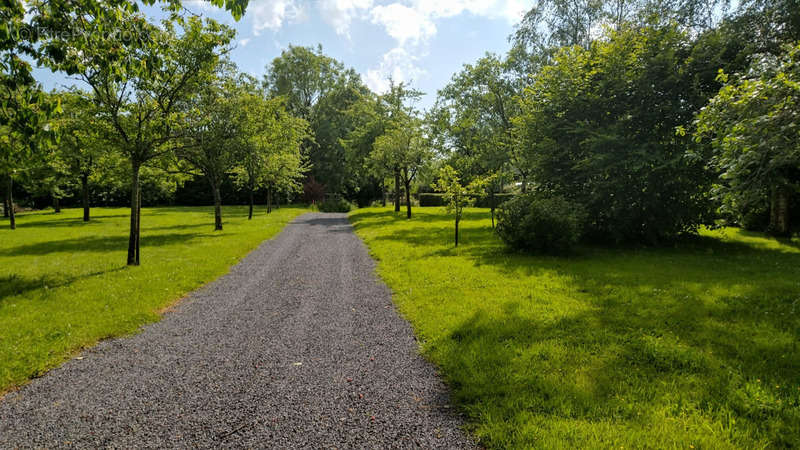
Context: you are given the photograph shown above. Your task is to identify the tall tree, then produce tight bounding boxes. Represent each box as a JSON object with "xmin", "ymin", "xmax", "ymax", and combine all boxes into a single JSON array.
[{"xmin": 264, "ymin": 45, "xmax": 367, "ymax": 195}]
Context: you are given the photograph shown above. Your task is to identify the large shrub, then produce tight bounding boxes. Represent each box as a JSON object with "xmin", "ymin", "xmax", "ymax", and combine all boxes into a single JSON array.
[
  {"xmin": 496, "ymin": 194, "xmax": 586, "ymax": 254},
  {"xmin": 514, "ymin": 24, "xmax": 715, "ymax": 243}
]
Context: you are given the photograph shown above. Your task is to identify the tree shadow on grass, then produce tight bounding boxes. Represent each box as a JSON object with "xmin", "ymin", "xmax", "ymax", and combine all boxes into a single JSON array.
[
  {"xmin": 438, "ymin": 273, "xmax": 800, "ymax": 447},
  {"xmin": 0, "ymin": 232, "xmax": 204, "ymax": 257},
  {"xmin": 0, "ymin": 267, "xmax": 127, "ymax": 303}
]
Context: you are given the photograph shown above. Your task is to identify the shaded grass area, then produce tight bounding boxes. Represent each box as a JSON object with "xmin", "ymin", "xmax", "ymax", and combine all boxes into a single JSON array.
[
  {"xmin": 0, "ymin": 205, "xmax": 306, "ymax": 392},
  {"xmin": 350, "ymin": 207, "xmax": 800, "ymax": 449}
]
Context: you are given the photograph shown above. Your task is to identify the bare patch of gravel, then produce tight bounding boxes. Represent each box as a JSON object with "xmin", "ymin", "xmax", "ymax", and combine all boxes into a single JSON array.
[{"xmin": 0, "ymin": 213, "xmax": 474, "ymax": 448}]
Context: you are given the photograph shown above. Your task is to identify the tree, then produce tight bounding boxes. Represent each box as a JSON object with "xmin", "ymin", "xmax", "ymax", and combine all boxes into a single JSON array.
[
  {"xmin": 371, "ymin": 119, "xmax": 431, "ymax": 219},
  {"xmin": 41, "ymin": 11, "xmax": 234, "ymax": 264},
  {"xmin": 435, "ymin": 165, "xmax": 485, "ymax": 247},
  {"xmin": 178, "ymin": 70, "xmax": 246, "ymax": 230},
  {"xmin": 264, "ymin": 45, "xmax": 368, "ymax": 195},
  {"xmin": 695, "ymin": 44, "xmax": 800, "ymax": 236},
  {"xmin": 51, "ymin": 91, "xmax": 105, "ymax": 221},
  {"xmin": 430, "ymin": 54, "xmax": 518, "ymax": 226},
  {"xmin": 233, "ymin": 90, "xmax": 309, "ymax": 218}
]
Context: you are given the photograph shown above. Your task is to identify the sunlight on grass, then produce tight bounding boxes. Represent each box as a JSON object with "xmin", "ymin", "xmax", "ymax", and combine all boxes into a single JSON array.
[
  {"xmin": 350, "ymin": 207, "xmax": 800, "ymax": 449},
  {"xmin": 0, "ymin": 205, "xmax": 306, "ymax": 392}
]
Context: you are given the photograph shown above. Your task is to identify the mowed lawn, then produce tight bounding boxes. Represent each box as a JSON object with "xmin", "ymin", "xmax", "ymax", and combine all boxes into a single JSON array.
[
  {"xmin": 0, "ymin": 205, "xmax": 306, "ymax": 392},
  {"xmin": 350, "ymin": 207, "xmax": 800, "ymax": 449}
]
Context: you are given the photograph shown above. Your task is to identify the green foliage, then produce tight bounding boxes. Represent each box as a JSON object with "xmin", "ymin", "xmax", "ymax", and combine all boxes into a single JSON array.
[
  {"xmin": 264, "ymin": 45, "xmax": 368, "ymax": 194},
  {"xmin": 695, "ymin": 43, "xmax": 800, "ymax": 235},
  {"xmin": 317, "ymin": 196, "xmax": 353, "ymax": 213},
  {"xmin": 350, "ymin": 207, "xmax": 800, "ymax": 448},
  {"xmin": 495, "ymin": 193, "xmax": 586, "ymax": 254},
  {"xmin": 0, "ymin": 205, "xmax": 307, "ymax": 392},
  {"xmin": 514, "ymin": 24, "xmax": 714, "ymax": 243}
]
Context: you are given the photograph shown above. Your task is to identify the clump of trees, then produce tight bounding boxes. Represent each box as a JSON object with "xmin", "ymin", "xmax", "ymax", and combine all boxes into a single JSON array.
[{"xmin": 428, "ymin": 0, "xmax": 800, "ymax": 251}]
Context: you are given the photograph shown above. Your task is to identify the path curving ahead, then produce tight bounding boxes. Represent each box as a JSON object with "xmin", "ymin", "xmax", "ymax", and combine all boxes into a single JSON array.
[{"xmin": 0, "ymin": 213, "xmax": 473, "ymax": 448}]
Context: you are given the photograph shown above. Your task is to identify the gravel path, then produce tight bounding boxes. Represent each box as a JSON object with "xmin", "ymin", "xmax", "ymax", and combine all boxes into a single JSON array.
[{"xmin": 0, "ymin": 213, "xmax": 473, "ymax": 448}]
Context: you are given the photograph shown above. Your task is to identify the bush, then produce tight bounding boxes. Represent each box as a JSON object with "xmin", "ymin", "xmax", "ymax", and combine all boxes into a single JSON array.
[
  {"xmin": 317, "ymin": 196, "xmax": 353, "ymax": 213},
  {"xmin": 474, "ymin": 193, "xmax": 515, "ymax": 208},
  {"xmin": 495, "ymin": 194, "xmax": 586, "ymax": 254},
  {"xmin": 419, "ymin": 193, "xmax": 445, "ymax": 207},
  {"xmin": 421, "ymin": 192, "xmax": 515, "ymax": 208}
]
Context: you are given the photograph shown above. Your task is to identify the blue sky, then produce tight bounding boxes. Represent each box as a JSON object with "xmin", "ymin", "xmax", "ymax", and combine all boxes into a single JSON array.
[{"xmin": 35, "ymin": 0, "xmax": 532, "ymax": 109}]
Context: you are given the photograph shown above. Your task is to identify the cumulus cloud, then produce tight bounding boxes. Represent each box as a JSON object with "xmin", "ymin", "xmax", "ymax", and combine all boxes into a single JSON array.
[
  {"xmin": 369, "ymin": 3, "xmax": 436, "ymax": 47},
  {"xmin": 320, "ymin": 0, "xmax": 373, "ymax": 37},
  {"xmin": 365, "ymin": 47, "xmax": 426, "ymax": 93},
  {"xmin": 249, "ymin": 0, "xmax": 305, "ymax": 35}
]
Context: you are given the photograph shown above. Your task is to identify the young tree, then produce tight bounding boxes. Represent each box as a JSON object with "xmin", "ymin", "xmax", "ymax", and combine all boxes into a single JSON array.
[
  {"xmin": 435, "ymin": 165, "xmax": 485, "ymax": 247},
  {"xmin": 41, "ymin": 11, "xmax": 234, "ymax": 264},
  {"xmin": 695, "ymin": 44, "xmax": 800, "ymax": 236}
]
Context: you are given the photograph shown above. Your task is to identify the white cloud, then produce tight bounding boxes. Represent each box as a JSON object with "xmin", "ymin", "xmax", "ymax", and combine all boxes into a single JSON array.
[
  {"xmin": 410, "ymin": 0, "xmax": 528, "ymax": 23},
  {"xmin": 320, "ymin": 0, "xmax": 373, "ymax": 37},
  {"xmin": 365, "ymin": 47, "xmax": 426, "ymax": 93},
  {"xmin": 249, "ymin": 0, "xmax": 305, "ymax": 36},
  {"xmin": 239, "ymin": 37, "xmax": 252, "ymax": 47},
  {"xmin": 369, "ymin": 3, "xmax": 436, "ymax": 47}
]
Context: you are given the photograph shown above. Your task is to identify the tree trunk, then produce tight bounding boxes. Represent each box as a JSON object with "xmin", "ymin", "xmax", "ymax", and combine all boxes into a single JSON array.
[
  {"xmin": 3, "ymin": 180, "xmax": 9, "ymax": 218},
  {"xmin": 82, "ymin": 172, "xmax": 90, "ymax": 222},
  {"xmin": 455, "ymin": 217, "xmax": 459, "ymax": 247},
  {"xmin": 53, "ymin": 194, "xmax": 60, "ymax": 213},
  {"xmin": 7, "ymin": 175, "xmax": 15, "ymax": 230},
  {"xmin": 490, "ymin": 189, "xmax": 496, "ymax": 228},
  {"xmin": 212, "ymin": 181, "xmax": 223, "ymax": 231},
  {"xmin": 127, "ymin": 162, "xmax": 141, "ymax": 266},
  {"xmin": 267, "ymin": 187, "xmax": 273, "ymax": 214},
  {"xmin": 770, "ymin": 185, "xmax": 790, "ymax": 236},
  {"xmin": 381, "ymin": 181, "xmax": 387, "ymax": 207},
  {"xmin": 248, "ymin": 188, "xmax": 254, "ymax": 220},
  {"xmin": 404, "ymin": 170, "xmax": 412, "ymax": 219},
  {"xmin": 394, "ymin": 169, "xmax": 401, "ymax": 212}
]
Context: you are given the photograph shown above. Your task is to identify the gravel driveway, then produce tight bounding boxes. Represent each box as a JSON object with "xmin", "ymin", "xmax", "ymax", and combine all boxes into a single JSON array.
[{"xmin": 0, "ymin": 213, "xmax": 473, "ymax": 448}]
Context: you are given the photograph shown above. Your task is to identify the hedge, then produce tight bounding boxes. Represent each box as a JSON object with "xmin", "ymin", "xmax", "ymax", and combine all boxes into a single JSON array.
[{"xmin": 419, "ymin": 193, "xmax": 515, "ymax": 208}]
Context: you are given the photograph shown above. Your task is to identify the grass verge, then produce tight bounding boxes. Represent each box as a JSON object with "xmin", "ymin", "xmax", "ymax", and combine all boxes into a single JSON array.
[
  {"xmin": 0, "ymin": 205, "xmax": 306, "ymax": 392},
  {"xmin": 350, "ymin": 207, "xmax": 800, "ymax": 449}
]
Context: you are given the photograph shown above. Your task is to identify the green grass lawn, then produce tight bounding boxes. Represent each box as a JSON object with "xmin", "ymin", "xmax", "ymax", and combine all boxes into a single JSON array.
[
  {"xmin": 0, "ymin": 205, "xmax": 306, "ymax": 392},
  {"xmin": 350, "ymin": 207, "xmax": 800, "ymax": 449}
]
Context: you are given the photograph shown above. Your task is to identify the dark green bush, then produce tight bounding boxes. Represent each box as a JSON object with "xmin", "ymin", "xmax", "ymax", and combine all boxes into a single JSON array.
[
  {"xmin": 419, "ymin": 193, "xmax": 445, "ymax": 207},
  {"xmin": 474, "ymin": 193, "xmax": 515, "ymax": 208},
  {"xmin": 317, "ymin": 196, "xmax": 353, "ymax": 212},
  {"xmin": 421, "ymin": 193, "xmax": 515, "ymax": 208},
  {"xmin": 495, "ymin": 194, "xmax": 586, "ymax": 254}
]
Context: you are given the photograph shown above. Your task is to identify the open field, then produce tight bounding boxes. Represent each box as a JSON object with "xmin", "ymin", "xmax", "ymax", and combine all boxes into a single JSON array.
[
  {"xmin": 350, "ymin": 207, "xmax": 800, "ymax": 449},
  {"xmin": 0, "ymin": 205, "xmax": 306, "ymax": 392}
]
